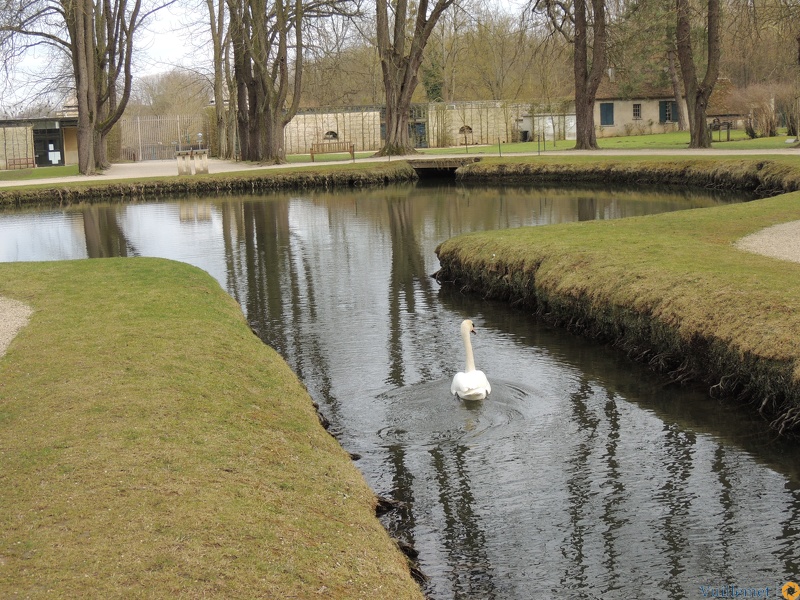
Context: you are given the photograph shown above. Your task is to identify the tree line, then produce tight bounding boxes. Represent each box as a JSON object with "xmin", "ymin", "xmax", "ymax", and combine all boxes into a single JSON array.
[{"xmin": 2, "ymin": 0, "xmax": 800, "ymax": 173}]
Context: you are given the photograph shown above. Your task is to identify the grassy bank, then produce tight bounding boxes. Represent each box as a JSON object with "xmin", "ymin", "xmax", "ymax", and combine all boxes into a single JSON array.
[
  {"xmin": 457, "ymin": 158, "xmax": 800, "ymax": 196},
  {"xmin": 0, "ymin": 259, "xmax": 423, "ymax": 598},
  {"xmin": 435, "ymin": 193, "xmax": 800, "ymax": 436},
  {"xmin": 6, "ymin": 156, "xmax": 800, "ymax": 209},
  {"xmin": 0, "ymin": 161, "xmax": 418, "ymax": 207}
]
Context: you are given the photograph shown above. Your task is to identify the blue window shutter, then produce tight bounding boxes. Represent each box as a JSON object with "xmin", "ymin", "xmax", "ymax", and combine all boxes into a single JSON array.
[
  {"xmin": 659, "ymin": 101, "xmax": 668, "ymax": 123},
  {"xmin": 600, "ymin": 103, "xmax": 614, "ymax": 126},
  {"xmin": 671, "ymin": 102, "xmax": 679, "ymax": 122}
]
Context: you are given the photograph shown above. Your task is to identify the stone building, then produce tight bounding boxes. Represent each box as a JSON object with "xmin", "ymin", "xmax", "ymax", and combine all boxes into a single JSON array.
[{"xmin": 0, "ymin": 118, "xmax": 78, "ymax": 169}]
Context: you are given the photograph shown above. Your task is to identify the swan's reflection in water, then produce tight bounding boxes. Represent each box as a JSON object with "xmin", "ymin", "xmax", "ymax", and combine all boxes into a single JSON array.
[{"xmin": 377, "ymin": 379, "xmax": 535, "ymax": 447}]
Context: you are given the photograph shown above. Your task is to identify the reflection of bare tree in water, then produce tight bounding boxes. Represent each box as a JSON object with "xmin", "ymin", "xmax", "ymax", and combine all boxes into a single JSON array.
[
  {"xmin": 386, "ymin": 195, "xmax": 438, "ymax": 388},
  {"xmin": 564, "ymin": 379, "xmax": 602, "ymax": 592},
  {"xmin": 779, "ymin": 480, "xmax": 800, "ymax": 578},
  {"xmin": 82, "ymin": 206, "xmax": 137, "ymax": 258},
  {"xmin": 430, "ymin": 443, "xmax": 497, "ymax": 600},
  {"xmin": 239, "ymin": 201, "xmax": 288, "ymax": 351},
  {"xmin": 219, "ymin": 201, "xmax": 247, "ymax": 308},
  {"xmin": 382, "ymin": 443, "xmax": 419, "ymax": 567},
  {"xmin": 229, "ymin": 199, "xmax": 340, "ymax": 424},
  {"xmin": 600, "ymin": 393, "xmax": 624, "ymax": 589},
  {"xmin": 658, "ymin": 422, "xmax": 696, "ymax": 597}
]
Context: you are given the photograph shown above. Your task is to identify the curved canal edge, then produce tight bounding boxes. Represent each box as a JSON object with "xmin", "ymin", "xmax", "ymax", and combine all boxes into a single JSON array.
[
  {"xmin": 0, "ymin": 162, "xmax": 419, "ymax": 206},
  {"xmin": 435, "ymin": 191, "xmax": 800, "ymax": 436},
  {"xmin": 455, "ymin": 157, "xmax": 800, "ymax": 196},
  {"xmin": 0, "ymin": 259, "xmax": 425, "ymax": 599},
  {"xmin": 5, "ymin": 156, "xmax": 800, "ymax": 207}
]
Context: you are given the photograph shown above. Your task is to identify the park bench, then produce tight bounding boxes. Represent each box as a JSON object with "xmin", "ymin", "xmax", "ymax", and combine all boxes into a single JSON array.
[
  {"xmin": 5, "ymin": 157, "xmax": 36, "ymax": 170},
  {"xmin": 310, "ymin": 140, "xmax": 355, "ymax": 162},
  {"xmin": 175, "ymin": 149, "xmax": 209, "ymax": 175}
]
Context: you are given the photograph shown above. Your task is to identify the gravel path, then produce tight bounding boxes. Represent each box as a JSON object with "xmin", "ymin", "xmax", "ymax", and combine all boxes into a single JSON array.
[
  {"xmin": 0, "ymin": 297, "xmax": 32, "ymax": 359},
  {"xmin": 735, "ymin": 220, "xmax": 800, "ymax": 264}
]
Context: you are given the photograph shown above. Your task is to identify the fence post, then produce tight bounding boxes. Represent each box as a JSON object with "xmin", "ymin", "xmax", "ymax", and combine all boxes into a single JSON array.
[{"xmin": 137, "ymin": 117, "xmax": 142, "ymax": 161}]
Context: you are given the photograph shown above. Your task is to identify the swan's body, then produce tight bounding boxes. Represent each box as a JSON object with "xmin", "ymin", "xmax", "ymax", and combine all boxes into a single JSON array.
[{"xmin": 451, "ymin": 319, "xmax": 491, "ymax": 401}]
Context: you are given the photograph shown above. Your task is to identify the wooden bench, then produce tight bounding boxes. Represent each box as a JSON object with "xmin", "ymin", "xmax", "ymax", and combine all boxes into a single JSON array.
[
  {"xmin": 310, "ymin": 141, "xmax": 354, "ymax": 162},
  {"xmin": 5, "ymin": 158, "xmax": 36, "ymax": 170}
]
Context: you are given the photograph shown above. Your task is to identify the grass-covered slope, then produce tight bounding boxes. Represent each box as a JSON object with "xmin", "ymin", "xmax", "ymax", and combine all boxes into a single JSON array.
[
  {"xmin": 436, "ymin": 193, "xmax": 800, "ymax": 435},
  {"xmin": 457, "ymin": 158, "xmax": 800, "ymax": 195},
  {"xmin": 0, "ymin": 161, "xmax": 418, "ymax": 206},
  {"xmin": 0, "ymin": 258, "xmax": 423, "ymax": 599}
]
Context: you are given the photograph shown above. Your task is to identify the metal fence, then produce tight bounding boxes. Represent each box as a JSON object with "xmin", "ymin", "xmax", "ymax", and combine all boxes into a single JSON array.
[{"xmin": 118, "ymin": 115, "xmax": 210, "ymax": 161}]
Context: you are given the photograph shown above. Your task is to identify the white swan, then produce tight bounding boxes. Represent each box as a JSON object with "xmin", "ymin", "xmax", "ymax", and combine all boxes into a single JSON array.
[{"xmin": 451, "ymin": 319, "xmax": 491, "ymax": 401}]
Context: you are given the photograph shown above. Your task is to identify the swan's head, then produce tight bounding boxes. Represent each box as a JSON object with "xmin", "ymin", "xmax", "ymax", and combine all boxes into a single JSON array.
[{"xmin": 461, "ymin": 319, "xmax": 476, "ymax": 336}]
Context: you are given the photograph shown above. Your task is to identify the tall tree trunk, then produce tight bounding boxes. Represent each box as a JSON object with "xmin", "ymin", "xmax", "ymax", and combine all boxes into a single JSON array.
[
  {"xmin": 228, "ymin": 0, "xmax": 250, "ymax": 160},
  {"xmin": 376, "ymin": 0, "xmax": 455, "ymax": 156},
  {"xmin": 676, "ymin": 0, "xmax": 720, "ymax": 148},
  {"xmin": 572, "ymin": 0, "xmax": 606, "ymax": 150},
  {"xmin": 207, "ymin": 0, "xmax": 229, "ymax": 158},
  {"xmin": 64, "ymin": 0, "xmax": 141, "ymax": 173},
  {"xmin": 68, "ymin": 0, "xmax": 98, "ymax": 174},
  {"xmin": 380, "ymin": 59, "xmax": 415, "ymax": 154}
]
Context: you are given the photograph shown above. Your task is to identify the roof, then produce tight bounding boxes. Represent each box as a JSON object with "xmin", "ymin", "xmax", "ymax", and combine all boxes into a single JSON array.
[
  {"xmin": 595, "ymin": 69, "xmax": 676, "ymax": 101},
  {"xmin": 0, "ymin": 117, "xmax": 78, "ymax": 128}
]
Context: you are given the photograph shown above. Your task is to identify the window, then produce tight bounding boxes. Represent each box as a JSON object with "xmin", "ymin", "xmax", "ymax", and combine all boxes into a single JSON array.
[
  {"xmin": 323, "ymin": 130, "xmax": 339, "ymax": 140},
  {"xmin": 600, "ymin": 103, "xmax": 614, "ymax": 126},
  {"xmin": 633, "ymin": 103, "xmax": 642, "ymax": 120},
  {"xmin": 659, "ymin": 100, "xmax": 679, "ymax": 123}
]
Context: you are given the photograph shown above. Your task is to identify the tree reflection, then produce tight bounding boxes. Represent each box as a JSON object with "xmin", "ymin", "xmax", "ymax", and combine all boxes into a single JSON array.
[
  {"xmin": 82, "ymin": 206, "xmax": 136, "ymax": 257},
  {"xmin": 431, "ymin": 443, "xmax": 496, "ymax": 599}
]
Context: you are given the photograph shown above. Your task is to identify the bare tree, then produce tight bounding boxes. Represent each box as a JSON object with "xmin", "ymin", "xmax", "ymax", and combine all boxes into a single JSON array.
[
  {"xmin": 226, "ymin": 0, "xmax": 357, "ymax": 162},
  {"xmin": 301, "ymin": 16, "xmax": 382, "ymax": 106},
  {"xmin": 1, "ymin": 0, "xmax": 171, "ymax": 173},
  {"xmin": 375, "ymin": 0, "xmax": 456, "ymax": 155},
  {"xmin": 205, "ymin": 0, "xmax": 235, "ymax": 157},
  {"xmin": 464, "ymin": 9, "xmax": 537, "ymax": 101},
  {"xmin": 129, "ymin": 69, "xmax": 213, "ymax": 115},
  {"xmin": 533, "ymin": 0, "xmax": 608, "ymax": 149},
  {"xmin": 676, "ymin": 0, "xmax": 720, "ymax": 148}
]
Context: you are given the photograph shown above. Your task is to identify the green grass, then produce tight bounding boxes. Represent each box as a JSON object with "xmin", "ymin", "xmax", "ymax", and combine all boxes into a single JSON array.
[
  {"xmin": 0, "ymin": 259, "xmax": 423, "ymax": 599},
  {"xmin": 0, "ymin": 164, "xmax": 80, "ymax": 181},
  {"xmin": 595, "ymin": 129, "xmax": 785, "ymax": 149},
  {"xmin": 414, "ymin": 130, "xmax": 797, "ymax": 155},
  {"xmin": 436, "ymin": 193, "xmax": 800, "ymax": 432},
  {"xmin": 286, "ymin": 151, "xmax": 376, "ymax": 163}
]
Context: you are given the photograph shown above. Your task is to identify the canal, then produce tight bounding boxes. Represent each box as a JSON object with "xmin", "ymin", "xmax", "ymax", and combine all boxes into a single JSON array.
[{"xmin": 1, "ymin": 182, "xmax": 798, "ymax": 599}]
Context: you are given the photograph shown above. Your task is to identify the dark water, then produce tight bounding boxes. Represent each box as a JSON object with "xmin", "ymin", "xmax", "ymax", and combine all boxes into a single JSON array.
[{"xmin": 2, "ymin": 183, "xmax": 798, "ymax": 599}]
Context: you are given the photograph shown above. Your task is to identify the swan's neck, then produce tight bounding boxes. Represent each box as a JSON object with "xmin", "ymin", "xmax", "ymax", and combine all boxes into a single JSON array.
[{"xmin": 463, "ymin": 329, "xmax": 476, "ymax": 372}]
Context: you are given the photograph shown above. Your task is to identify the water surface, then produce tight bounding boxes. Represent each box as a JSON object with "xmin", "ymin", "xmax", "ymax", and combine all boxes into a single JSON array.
[{"xmin": 1, "ymin": 183, "xmax": 797, "ymax": 599}]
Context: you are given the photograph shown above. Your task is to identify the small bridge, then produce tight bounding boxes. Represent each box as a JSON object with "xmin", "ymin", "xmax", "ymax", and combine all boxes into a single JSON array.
[{"xmin": 406, "ymin": 157, "xmax": 482, "ymax": 178}]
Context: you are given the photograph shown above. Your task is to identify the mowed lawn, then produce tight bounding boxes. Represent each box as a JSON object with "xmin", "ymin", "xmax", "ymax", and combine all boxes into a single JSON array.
[{"xmin": 0, "ymin": 258, "xmax": 423, "ymax": 599}]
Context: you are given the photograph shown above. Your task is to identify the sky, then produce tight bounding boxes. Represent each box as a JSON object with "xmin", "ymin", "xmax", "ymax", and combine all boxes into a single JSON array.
[{"xmin": 0, "ymin": 1, "xmax": 211, "ymax": 113}]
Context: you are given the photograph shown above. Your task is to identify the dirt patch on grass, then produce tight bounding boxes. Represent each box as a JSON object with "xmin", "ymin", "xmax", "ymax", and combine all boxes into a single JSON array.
[
  {"xmin": 0, "ymin": 296, "xmax": 32, "ymax": 358},
  {"xmin": 736, "ymin": 220, "xmax": 800, "ymax": 264}
]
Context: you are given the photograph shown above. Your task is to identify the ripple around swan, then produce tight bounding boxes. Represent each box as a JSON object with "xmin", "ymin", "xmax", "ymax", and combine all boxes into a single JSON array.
[{"xmin": 376, "ymin": 378, "xmax": 541, "ymax": 448}]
